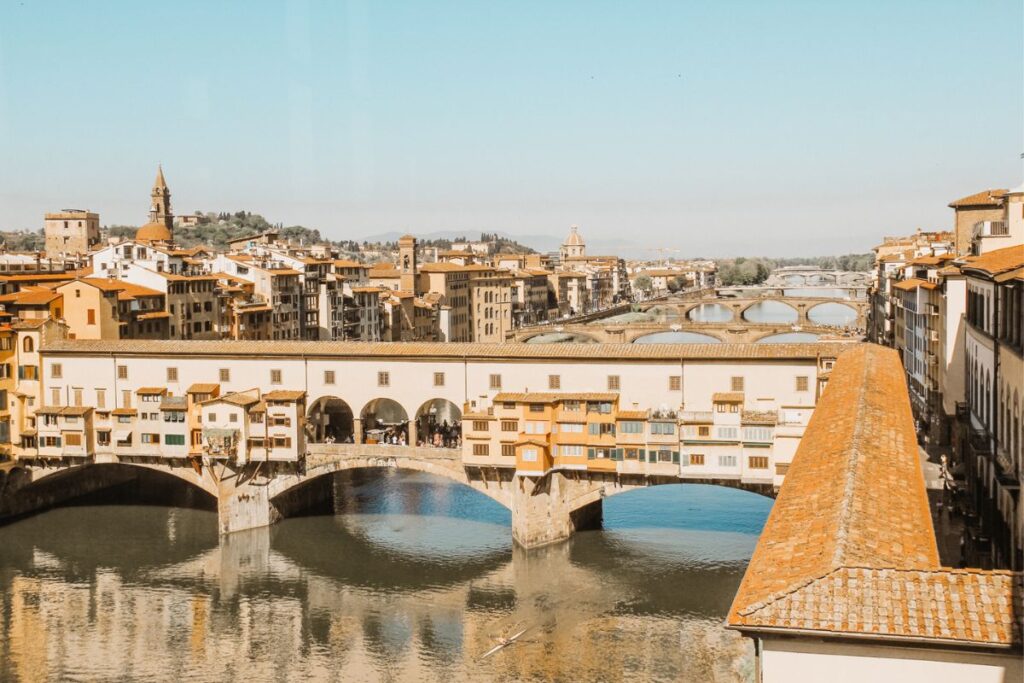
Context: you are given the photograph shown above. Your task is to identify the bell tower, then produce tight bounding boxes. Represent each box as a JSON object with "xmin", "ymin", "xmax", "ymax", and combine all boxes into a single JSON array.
[
  {"xmin": 148, "ymin": 165, "xmax": 173, "ymax": 229},
  {"xmin": 398, "ymin": 234, "xmax": 417, "ymax": 292}
]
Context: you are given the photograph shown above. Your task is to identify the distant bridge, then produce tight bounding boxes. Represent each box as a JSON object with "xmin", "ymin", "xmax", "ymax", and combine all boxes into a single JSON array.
[{"xmin": 762, "ymin": 267, "xmax": 871, "ymax": 288}]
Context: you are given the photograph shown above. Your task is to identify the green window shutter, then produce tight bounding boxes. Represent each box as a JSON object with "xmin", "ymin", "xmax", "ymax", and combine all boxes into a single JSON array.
[
  {"xmin": 588, "ymin": 423, "xmax": 599, "ymax": 436},
  {"xmin": 639, "ymin": 448, "xmax": 646, "ymax": 461},
  {"xmin": 613, "ymin": 448, "xmax": 622, "ymax": 461},
  {"xmin": 672, "ymin": 451, "xmax": 680, "ymax": 464},
  {"xmin": 587, "ymin": 448, "xmax": 595, "ymax": 460},
  {"xmin": 648, "ymin": 450, "xmax": 656, "ymax": 463}
]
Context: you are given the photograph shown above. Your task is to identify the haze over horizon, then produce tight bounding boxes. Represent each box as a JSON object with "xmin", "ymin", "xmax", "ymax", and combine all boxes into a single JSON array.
[{"xmin": 1, "ymin": 1, "xmax": 1021, "ymax": 257}]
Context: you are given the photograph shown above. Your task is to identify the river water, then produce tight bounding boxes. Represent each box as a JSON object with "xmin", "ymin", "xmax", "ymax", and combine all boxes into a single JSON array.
[{"xmin": 0, "ymin": 470, "xmax": 771, "ymax": 683}]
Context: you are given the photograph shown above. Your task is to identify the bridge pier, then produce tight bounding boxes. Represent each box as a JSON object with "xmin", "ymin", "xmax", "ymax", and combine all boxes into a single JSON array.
[
  {"xmin": 218, "ymin": 483, "xmax": 281, "ymax": 535},
  {"xmin": 511, "ymin": 472, "xmax": 603, "ymax": 548}
]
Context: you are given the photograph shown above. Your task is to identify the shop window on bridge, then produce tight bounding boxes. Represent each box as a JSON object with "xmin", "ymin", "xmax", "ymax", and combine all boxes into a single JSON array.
[
  {"xmin": 529, "ymin": 403, "xmax": 545, "ymax": 413},
  {"xmin": 717, "ymin": 427, "xmax": 738, "ymax": 440},
  {"xmin": 560, "ymin": 423, "xmax": 583, "ymax": 433},
  {"xmin": 164, "ymin": 434, "xmax": 185, "ymax": 446},
  {"xmin": 141, "ymin": 433, "xmax": 160, "ymax": 444},
  {"xmin": 501, "ymin": 444, "xmax": 515, "ymax": 457},
  {"xmin": 650, "ymin": 422, "xmax": 675, "ymax": 435},
  {"xmin": 164, "ymin": 411, "xmax": 185, "ymax": 423},
  {"xmin": 472, "ymin": 420, "xmax": 489, "ymax": 431},
  {"xmin": 698, "ymin": 426, "xmax": 710, "ymax": 437},
  {"xmin": 718, "ymin": 454, "xmax": 737, "ymax": 468},
  {"xmin": 525, "ymin": 421, "xmax": 547, "ymax": 434},
  {"xmin": 501, "ymin": 420, "xmax": 518, "ymax": 432},
  {"xmin": 562, "ymin": 400, "xmax": 580, "ymax": 412},
  {"xmin": 688, "ymin": 453, "xmax": 705, "ymax": 466},
  {"xmin": 117, "ymin": 414, "xmax": 132, "ymax": 424},
  {"xmin": 748, "ymin": 456, "xmax": 769, "ymax": 469},
  {"xmin": 588, "ymin": 423, "xmax": 615, "ymax": 436},
  {"xmin": 42, "ymin": 436, "xmax": 61, "ymax": 448},
  {"xmin": 64, "ymin": 433, "xmax": 82, "ymax": 447},
  {"xmin": 619, "ymin": 420, "xmax": 643, "ymax": 434},
  {"xmin": 271, "ymin": 416, "xmax": 291, "ymax": 427},
  {"xmin": 560, "ymin": 445, "xmax": 584, "ymax": 457},
  {"xmin": 472, "ymin": 444, "xmax": 489, "ymax": 456},
  {"xmin": 587, "ymin": 401, "xmax": 612, "ymax": 414},
  {"xmin": 521, "ymin": 448, "xmax": 538, "ymax": 462},
  {"xmin": 624, "ymin": 447, "xmax": 640, "ymax": 459},
  {"xmin": 743, "ymin": 427, "xmax": 772, "ymax": 442},
  {"xmin": 97, "ymin": 431, "xmax": 110, "ymax": 446},
  {"xmin": 0, "ymin": 418, "xmax": 8, "ymax": 444}
]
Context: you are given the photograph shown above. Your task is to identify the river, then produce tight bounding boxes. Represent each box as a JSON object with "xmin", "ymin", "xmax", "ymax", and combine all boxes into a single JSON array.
[{"xmin": 0, "ymin": 470, "xmax": 771, "ymax": 683}]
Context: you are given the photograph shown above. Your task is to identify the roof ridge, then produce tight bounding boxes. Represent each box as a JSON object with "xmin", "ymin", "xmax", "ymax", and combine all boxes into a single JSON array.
[
  {"xmin": 736, "ymin": 568, "xmax": 844, "ymax": 617},
  {"xmin": 829, "ymin": 349, "xmax": 872, "ymax": 568}
]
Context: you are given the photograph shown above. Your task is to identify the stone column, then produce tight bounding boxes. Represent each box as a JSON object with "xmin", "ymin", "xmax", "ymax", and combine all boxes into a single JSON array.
[
  {"xmin": 510, "ymin": 472, "xmax": 603, "ymax": 548},
  {"xmin": 353, "ymin": 417, "xmax": 363, "ymax": 445},
  {"xmin": 407, "ymin": 418, "xmax": 417, "ymax": 447}
]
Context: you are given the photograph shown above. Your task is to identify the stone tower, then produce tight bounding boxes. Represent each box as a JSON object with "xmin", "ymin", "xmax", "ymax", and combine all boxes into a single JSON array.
[
  {"xmin": 398, "ymin": 234, "xmax": 417, "ymax": 292},
  {"xmin": 148, "ymin": 165, "xmax": 173, "ymax": 229},
  {"xmin": 560, "ymin": 224, "xmax": 586, "ymax": 262}
]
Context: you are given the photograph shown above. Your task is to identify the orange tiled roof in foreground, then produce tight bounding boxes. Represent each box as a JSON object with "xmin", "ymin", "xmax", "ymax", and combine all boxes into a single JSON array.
[
  {"xmin": 948, "ymin": 188, "xmax": 1007, "ymax": 208},
  {"xmin": 727, "ymin": 344, "xmax": 1021, "ymax": 648},
  {"xmin": 960, "ymin": 244, "xmax": 1024, "ymax": 277}
]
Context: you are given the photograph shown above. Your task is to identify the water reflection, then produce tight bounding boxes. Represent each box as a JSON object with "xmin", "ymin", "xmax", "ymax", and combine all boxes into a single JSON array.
[
  {"xmin": 686, "ymin": 303, "xmax": 733, "ymax": 323},
  {"xmin": 633, "ymin": 331, "xmax": 723, "ymax": 344},
  {"xmin": 740, "ymin": 301, "xmax": 798, "ymax": 324},
  {"xmin": 806, "ymin": 302, "xmax": 857, "ymax": 328},
  {"xmin": 0, "ymin": 472, "xmax": 767, "ymax": 682},
  {"xmin": 782, "ymin": 288, "xmax": 852, "ymax": 299}
]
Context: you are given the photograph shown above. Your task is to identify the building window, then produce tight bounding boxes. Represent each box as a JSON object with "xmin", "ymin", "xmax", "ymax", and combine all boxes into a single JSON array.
[
  {"xmin": 50, "ymin": 388, "xmax": 61, "ymax": 406},
  {"xmin": 164, "ymin": 434, "xmax": 185, "ymax": 446},
  {"xmin": 73, "ymin": 388, "xmax": 83, "ymax": 406},
  {"xmin": 378, "ymin": 371, "xmax": 390, "ymax": 387},
  {"xmin": 698, "ymin": 426, "xmax": 710, "ymax": 437},
  {"xmin": 473, "ymin": 420, "xmax": 489, "ymax": 431},
  {"xmin": 117, "ymin": 365, "xmax": 128, "ymax": 380},
  {"xmin": 607, "ymin": 375, "xmax": 620, "ymax": 391},
  {"xmin": 718, "ymin": 454, "xmax": 737, "ymax": 467},
  {"xmin": 87, "ymin": 309, "xmax": 96, "ymax": 325},
  {"xmin": 689, "ymin": 453, "xmax": 705, "ymax": 466},
  {"xmin": 548, "ymin": 375, "xmax": 560, "ymax": 389},
  {"xmin": 324, "ymin": 370, "xmax": 335, "ymax": 385},
  {"xmin": 619, "ymin": 420, "xmax": 643, "ymax": 434},
  {"xmin": 207, "ymin": 413, "xmax": 217, "ymax": 422},
  {"xmin": 229, "ymin": 414, "xmax": 238, "ymax": 423},
  {"xmin": 271, "ymin": 369, "xmax": 282, "ymax": 384},
  {"xmin": 51, "ymin": 363, "xmax": 62, "ymax": 378},
  {"xmin": 220, "ymin": 368, "xmax": 230, "ymax": 382},
  {"xmin": 731, "ymin": 376, "xmax": 744, "ymax": 392},
  {"xmin": 167, "ymin": 367, "xmax": 178, "ymax": 382},
  {"xmin": 796, "ymin": 376, "xmax": 809, "ymax": 392},
  {"xmin": 749, "ymin": 456, "xmax": 769, "ymax": 469},
  {"xmin": 669, "ymin": 375, "xmax": 681, "ymax": 391},
  {"xmin": 434, "ymin": 372, "xmax": 444, "ymax": 387},
  {"xmin": 501, "ymin": 420, "xmax": 518, "ymax": 432},
  {"xmin": 521, "ymin": 448, "xmax": 538, "ymax": 462},
  {"xmin": 489, "ymin": 374, "xmax": 501, "ymax": 389},
  {"xmin": 501, "ymin": 444, "xmax": 515, "ymax": 457},
  {"xmin": 121, "ymin": 390, "xmax": 132, "ymax": 408},
  {"xmin": 472, "ymin": 444, "xmax": 489, "ymax": 456},
  {"xmin": 95, "ymin": 389, "xmax": 106, "ymax": 409}
]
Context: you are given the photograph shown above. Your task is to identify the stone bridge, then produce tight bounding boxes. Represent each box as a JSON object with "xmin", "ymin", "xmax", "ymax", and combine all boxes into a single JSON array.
[
  {"xmin": 0, "ymin": 443, "xmax": 774, "ymax": 549},
  {"xmin": 512, "ymin": 320, "xmax": 848, "ymax": 344},
  {"xmin": 762, "ymin": 267, "xmax": 871, "ymax": 288}
]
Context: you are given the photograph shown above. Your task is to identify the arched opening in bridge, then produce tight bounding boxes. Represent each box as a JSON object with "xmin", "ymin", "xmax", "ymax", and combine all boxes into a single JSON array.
[
  {"xmin": 807, "ymin": 302, "xmax": 858, "ymax": 328},
  {"xmin": 741, "ymin": 300, "xmax": 798, "ymax": 324},
  {"xmin": 307, "ymin": 396, "xmax": 355, "ymax": 443},
  {"xmin": 1, "ymin": 463, "xmax": 217, "ymax": 524},
  {"xmin": 414, "ymin": 398, "xmax": 462, "ymax": 448},
  {"xmin": 524, "ymin": 331, "xmax": 599, "ymax": 343},
  {"xmin": 594, "ymin": 483, "xmax": 773, "ymax": 562},
  {"xmin": 685, "ymin": 303, "xmax": 733, "ymax": 323},
  {"xmin": 783, "ymin": 274, "xmax": 806, "ymax": 286},
  {"xmin": 633, "ymin": 331, "xmax": 722, "ymax": 344},
  {"xmin": 361, "ymin": 398, "xmax": 410, "ymax": 444}
]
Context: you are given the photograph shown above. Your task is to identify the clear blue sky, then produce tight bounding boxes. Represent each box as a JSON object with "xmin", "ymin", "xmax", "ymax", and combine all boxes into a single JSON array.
[{"xmin": 0, "ymin": 0, "xmax": 1021, "ymax": 256}]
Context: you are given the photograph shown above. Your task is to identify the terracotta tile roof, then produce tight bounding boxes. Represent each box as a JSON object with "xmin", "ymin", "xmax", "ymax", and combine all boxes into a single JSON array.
[
  {"xmin": 995, "ymin": 266, "xmax": 1024, "ymax": 283},
  {"xmin": 263, "ymin": 390, "xmax": 306, "ymax": 401},
  {"xmin": 333, "ymin": 259, "xmax": 367, "ymax": 269},
  {"xmin": 203, "ymin": 392, "xmax": 260, "ymax": 407},
  {"xmin": 960, "ymin": 245, "xmax": 1024, "ymax": 277},
  {"xmin": 187, "ymin": 383, "xmax": 219, "ymax": 394},
  {"xmin": 420, "ymin": 262, "xmax": 465, "ymax": 272},
  {"xmin": 892, "ymin": 278, "xmax": 938, "ymax": 291},
  {"xmin": 493, "ymin": 392, "xmax": 619, "ymax": 403},
  {"xmin": 137, "ymin": 311, "xmax": 171, "ymax": 320},
  {"xmin": 948, "ymin": 188, "xmax": 1007, "ymax": 208},
  {"xmin": 350, "ymin": 286, "xmax": 384, "ymax": 294},
  {"xmin": 713, "ymin": 392, "xmax": 744, "ymax": 403},
  {"xmin": 111, "ymin": 408, "xmax": 137, "ymax": 416},
  {"xmin": 42, "ymin": 339, "xmax": 853, "ymax": 363},
  {"xmin": 135, "ymin": 387, "xmax": 166, "ymax": 395},
  {"xmin": 727, "ymin": 345, "xmax": 1020, "ymax": 648},
  {"xmin": 0, "ymin": 287, "xmax": 61, "ymax": 306},
  {"xmin": 616, "ymin": 410, "xmax": 648, "ymax": 420},
  {"xmin": 514, "ymin": 438, "xmax": 549, "ymax": 448},
  {"xmin": 59, "ymin": 406, "xmax": 92, "ymax": 416}
]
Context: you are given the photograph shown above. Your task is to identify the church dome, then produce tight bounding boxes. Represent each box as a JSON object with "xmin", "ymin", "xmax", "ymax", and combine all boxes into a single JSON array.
[
  {"xmin": 135, "ymin": 221, "xmax": 172, "ymax": 243},
  {"xmin": 563, "ymin": 224, "xmax": 585, "ymax": 247}
]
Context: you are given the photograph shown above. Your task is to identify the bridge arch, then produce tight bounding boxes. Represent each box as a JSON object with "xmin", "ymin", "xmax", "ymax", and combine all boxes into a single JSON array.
[
  {"xmin": 806, "ymin": 301, "xmax": 858, "ymax": 328},
  {"xmin": 7, "ymin": 461, "xmax": 219, "ymax": 503},
  {"xmin": 683, "ymin": 302, "xmax": 734, "ymax": 323},
  {"xmin": 266, "ymin": 450, "xmax": 512, "ymax": 509},
  {"xmin": 520, "ymin": 330, "xmax": 601, "ymax": 344},
  {"xmin": 739, "ymin": 300, "xmax": 799, "ymax": 324},
  {"xmin": 566, "ymin": 476, "xmax": 776, "ymax": 514},
  {"xmin": 307, "ymin": 395, "xmax": 356, "ymax": 443}
]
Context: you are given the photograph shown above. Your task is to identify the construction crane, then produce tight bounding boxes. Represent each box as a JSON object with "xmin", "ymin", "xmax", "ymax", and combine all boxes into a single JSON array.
[{"xmin": 646, "ymin": 246, "xmax": 680, "ymax": 266}]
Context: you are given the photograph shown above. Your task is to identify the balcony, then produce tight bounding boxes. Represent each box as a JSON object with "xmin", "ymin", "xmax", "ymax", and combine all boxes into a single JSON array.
[
  {"xmin": 679, "ymin": 411, "xmax": 713, "ymax": 423},
  {"xmin": 973, "ymin": 221, "xmax": 1009, "ymax": 238}
]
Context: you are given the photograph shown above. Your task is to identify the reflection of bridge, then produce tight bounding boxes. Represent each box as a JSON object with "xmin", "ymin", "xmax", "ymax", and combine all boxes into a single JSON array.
[{"xmin": 1, "ymin": 442, "xmax": 775, "ymax": 549}]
